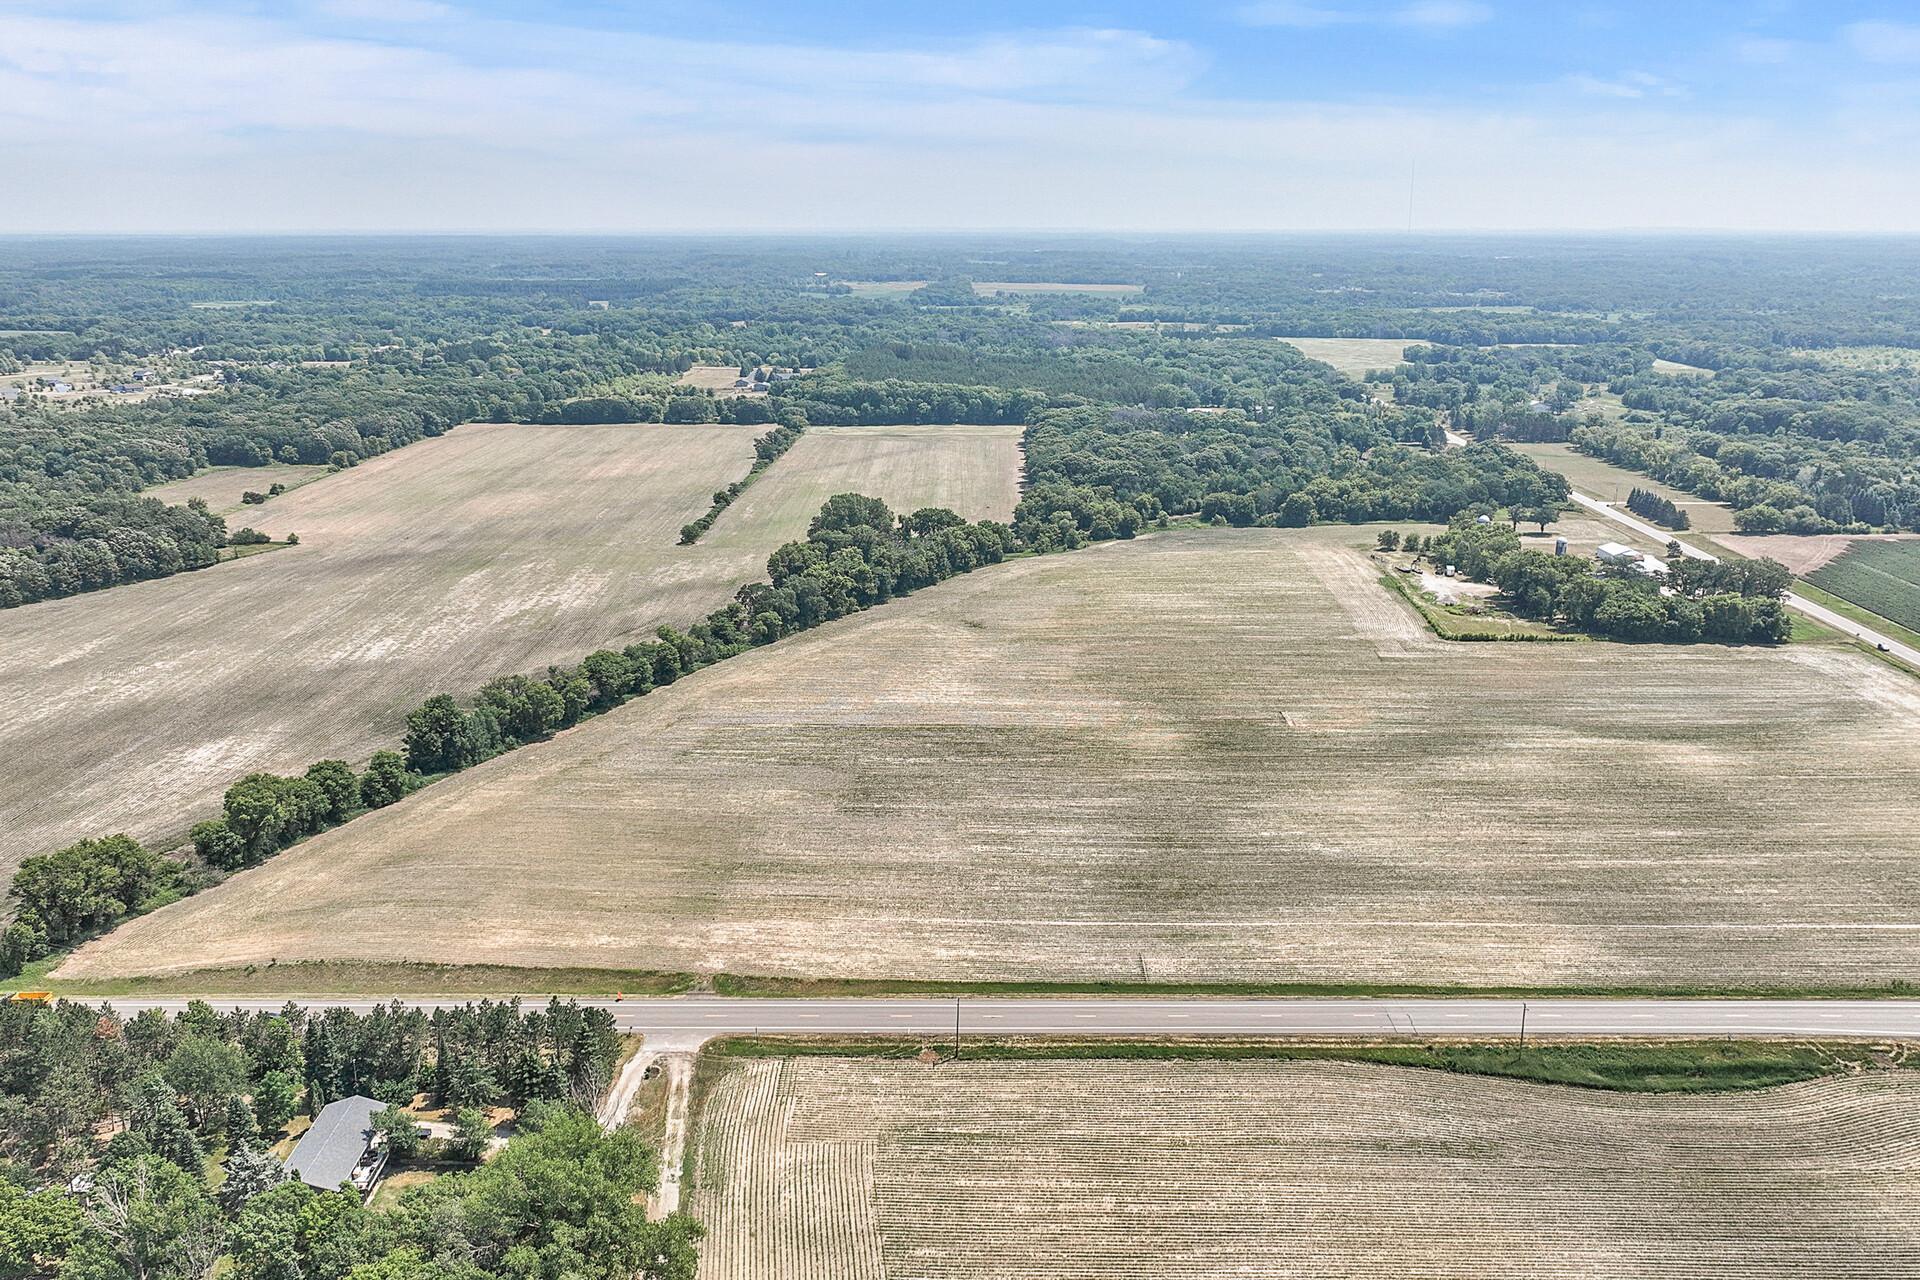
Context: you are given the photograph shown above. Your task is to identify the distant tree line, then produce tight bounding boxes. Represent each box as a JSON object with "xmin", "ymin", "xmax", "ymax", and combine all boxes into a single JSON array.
[
  {"xmin": 679, "ymin": 423, "xmax": 804, "ymax": 544},
  {"xmin": 1626, "ymin": 486, "xmax": 1690, "ymax": 530},
  {"xmin": 1424, "ymin": 518, "xmax": 1791, "ymax": 644},
  {"xmin": 1023, "ymin": 405, "xmax": 1569, "ymax": 526}
]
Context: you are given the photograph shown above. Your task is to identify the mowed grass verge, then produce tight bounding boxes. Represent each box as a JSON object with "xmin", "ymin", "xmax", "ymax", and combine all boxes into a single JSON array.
[
  {"xmin": 61, "ymin": 527, "xmax": 1920, "ymax": 990},
  {"xmin": 0, "ymin": 421, "xmax": 1022, "ymax": 875},
  {"xmin": 687, "ymin": 1054, "xmax": 1920, "ymax": 1279}
]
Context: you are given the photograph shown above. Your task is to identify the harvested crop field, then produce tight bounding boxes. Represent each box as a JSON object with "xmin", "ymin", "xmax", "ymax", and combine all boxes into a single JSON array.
[
  {"xmin": 1277, "ymin": 337, "xmax": 1423, "ymax": 377},
  {"xmin": 65, "ymin": 526, "xmax": 1920, "ymax": 988},
  {"xmin": 676, "ymin": 364, "xmax": 755, "ymax": 394},
  {"xmin": 145, "ymin": 462, "xmax": 333, "ymax": 514},
  {"xmin": 1716, "ymin": 534, "xmax": 1916, "ymax": 577},
  {"xmin": 702, "ymin": 425, "xmax": 1023, "ymax": 550},
  {"xmin": 689, "ymin": 1056, "xmax": 1920, "ymax": 1279},
  {"xmin": 839, "ymin": 281, "xmax": 928, "ymax": 297},
  {"xmin": 1, "ymin": 422, "xmax": 1020, "ymax": 874}
]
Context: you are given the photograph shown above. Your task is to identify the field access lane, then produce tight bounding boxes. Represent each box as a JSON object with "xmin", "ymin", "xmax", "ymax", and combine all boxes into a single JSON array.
[{"xmin": 87, "ymin": 997, "xmax": 1920, "ymax": 1041}]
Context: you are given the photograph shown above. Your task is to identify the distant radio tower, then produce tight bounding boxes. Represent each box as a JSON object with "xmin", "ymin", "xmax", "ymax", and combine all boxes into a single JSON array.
[{"xmin": 1407, "ymin": 158, "xmax": 1417, "ymax": 234}]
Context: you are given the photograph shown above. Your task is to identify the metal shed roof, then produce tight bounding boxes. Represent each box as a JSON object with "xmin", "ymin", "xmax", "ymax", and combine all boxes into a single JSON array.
[{"xmin": 284, "ymin": 1095, "xmax": 387, "ymax": 1190}]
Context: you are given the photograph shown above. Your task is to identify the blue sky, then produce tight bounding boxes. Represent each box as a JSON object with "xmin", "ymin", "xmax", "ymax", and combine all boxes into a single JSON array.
[{"xmin": 4, "ymin": 1, "xmax": 1920, "ymax": 231}]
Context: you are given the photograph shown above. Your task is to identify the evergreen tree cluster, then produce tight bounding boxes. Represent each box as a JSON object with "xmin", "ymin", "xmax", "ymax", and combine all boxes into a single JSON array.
[
  {"xmin": 1626, "ymin": 486, "xmax": 1690, "ymax": 530},
  {"xmin": 0, "ymin": 997, "xmax": 688, "ymax": 1280}
]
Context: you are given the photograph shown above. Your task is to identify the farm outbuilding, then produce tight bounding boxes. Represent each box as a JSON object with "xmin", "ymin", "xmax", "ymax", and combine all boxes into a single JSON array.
[{"xmin": 1595, "ymin": 542, "xmax": 1641, "ymax": 565}]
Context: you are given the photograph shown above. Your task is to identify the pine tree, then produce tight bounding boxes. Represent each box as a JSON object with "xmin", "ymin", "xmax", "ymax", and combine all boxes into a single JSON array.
[{"xmin": 217, "ymin": 1141, "xmax": 288, "ymax": 1213}]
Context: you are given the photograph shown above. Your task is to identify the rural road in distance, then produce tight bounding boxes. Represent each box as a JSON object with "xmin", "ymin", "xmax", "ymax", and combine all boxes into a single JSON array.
[
  {"xmin": 1567, "ymin": 490, "xmax": 1920, "ymax": 668},
  {"xmin": 84, "ymin": 996, "xmax": 1920, "ymax": 1040}
]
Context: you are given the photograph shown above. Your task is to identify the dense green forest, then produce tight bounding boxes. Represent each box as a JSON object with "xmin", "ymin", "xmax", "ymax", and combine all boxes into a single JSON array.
[{"xmin": 6, "ymin": 235, "xmax": 1920, "ymax": 606}]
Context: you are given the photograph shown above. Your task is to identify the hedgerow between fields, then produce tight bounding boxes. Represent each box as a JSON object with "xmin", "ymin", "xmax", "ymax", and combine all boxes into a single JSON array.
[{"xmin": 4, "ymin": 403, "xmax": 1567, "ymax": 977}]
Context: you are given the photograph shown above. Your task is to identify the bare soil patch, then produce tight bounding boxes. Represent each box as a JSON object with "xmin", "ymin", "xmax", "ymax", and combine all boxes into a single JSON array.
[
  {"xmin": 675, "ymin": 364, "xmax": 753, "ymax": 393},
  {"xmin": 66, "ymin": 527, "xmax": 1920, "ymax": 990},
  {"xmin": 1720, "ymin": 533, "xmax": 1919, "ymax": 577}
]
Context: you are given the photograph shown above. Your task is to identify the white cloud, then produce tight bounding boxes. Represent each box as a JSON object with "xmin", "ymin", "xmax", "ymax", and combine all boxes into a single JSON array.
[
  {"xmin": 1393, "ymin": 1, "xmax": 1492, "ymax": 29},
  {"xmin": 1733, "ymin": 36, "xmax": 1794, "ymax": 66},
  {"xmin": 0, "ymin": 5, "xmax": 1913, "ymax": 232},
  {"xmin": 1234, "ymin": 1, "xmax": 1357, "ymax": 26},
  {"xmin": 1844, "ymin": 20, "xmax": 1920, "ymax": 64},
  {"xmin": 316, "ymin": 0, "xmax": 453, "ymax": 21},
  {"xmin": 1566, "ymin": 70, "xmax": 1683, "ymax": 100},
  {"xmin": 1237, "ymin": 1, "xmax": 1491, "ymax": 29}
]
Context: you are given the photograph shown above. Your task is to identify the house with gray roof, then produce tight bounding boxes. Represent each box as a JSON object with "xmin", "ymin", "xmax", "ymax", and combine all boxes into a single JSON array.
[{"xmin": 284, "ymin": 1095, "xmax": 390, "ymax": 1198}]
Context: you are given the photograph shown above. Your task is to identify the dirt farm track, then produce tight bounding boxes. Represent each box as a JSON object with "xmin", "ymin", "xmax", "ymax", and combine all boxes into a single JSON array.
[
  {"xmin": 65, "ymin": 527, "xmax": 1920, "ymax": 990},
  {"xmin": 0, "ymin": 422, "xmax": 1022, "ymax": 873}
]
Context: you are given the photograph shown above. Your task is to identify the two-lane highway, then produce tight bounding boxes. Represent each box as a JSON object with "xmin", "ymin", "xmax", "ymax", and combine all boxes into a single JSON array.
[{"xmin": 81, "ymin": 995, "xmax": 1920, "ymax": 1041}]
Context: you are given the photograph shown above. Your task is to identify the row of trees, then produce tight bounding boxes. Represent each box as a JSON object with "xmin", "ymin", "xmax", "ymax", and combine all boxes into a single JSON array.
[
  {"xmin": 679, "ymin": 423, "xmax": 804, "ymax": 543},
  {"xmin": 186, "ymin": 753, "xmax": 413, "ymax": 872},
  {"xmin": 1626, "ymin": 486, "xmax": 1690, "ymax": 530},
  {"xmin": 300, "ymin": 998, "xmax": 622, "ymax": 1113}
]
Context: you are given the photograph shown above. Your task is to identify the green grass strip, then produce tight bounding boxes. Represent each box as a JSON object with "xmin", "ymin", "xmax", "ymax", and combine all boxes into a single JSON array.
[
  {"xmin": 701, "ymin": 1035, "xmax": 1894, "ymax": 1094},
  {"xmin": 710, "ymin": 972, "xmax": 1920, "ymax": 1001}
]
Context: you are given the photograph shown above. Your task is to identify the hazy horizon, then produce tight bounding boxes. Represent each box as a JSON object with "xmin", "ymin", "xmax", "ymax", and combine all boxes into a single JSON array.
[{"xmin": 6, "ymin": 2, "xmax": 1920, "ymax": 234}]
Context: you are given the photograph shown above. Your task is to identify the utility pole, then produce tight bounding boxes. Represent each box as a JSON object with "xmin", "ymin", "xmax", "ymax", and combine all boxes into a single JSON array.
[
  {"xmin": 953, "ymin": 998, "xmax": 961, "ymax": 1061},
  {"xmin": 1519, "ymin": 1001, "xmax": 1528, "ymax": 1048}
]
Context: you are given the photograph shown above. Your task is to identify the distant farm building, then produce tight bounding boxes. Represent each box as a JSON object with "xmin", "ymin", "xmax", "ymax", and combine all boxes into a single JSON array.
[
  {"xmin": 284, "ymin": 1095, "xmax": 391, "ymax": 1198},
  {"xmin": 1597, "ymin": 541, "xmax": 1669, "ymax": 577}
]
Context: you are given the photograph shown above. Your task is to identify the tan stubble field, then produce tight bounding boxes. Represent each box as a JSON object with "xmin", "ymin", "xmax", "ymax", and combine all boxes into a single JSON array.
[
  {"xmin": 1, "ymin": 421, "xmax": 1023, "ymax": 873},
  {"xmin": 690, "ymin": 1056, "xmax": 1920, "ymax": 1279},
  {"xmin": 64, "ymin": 526, "xmax": 1920, "ymax": 989}
]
